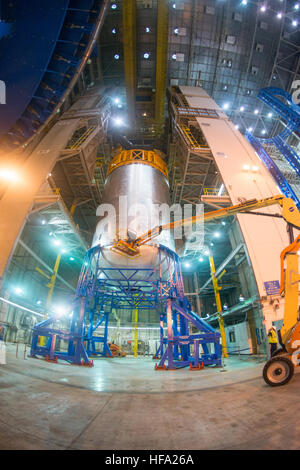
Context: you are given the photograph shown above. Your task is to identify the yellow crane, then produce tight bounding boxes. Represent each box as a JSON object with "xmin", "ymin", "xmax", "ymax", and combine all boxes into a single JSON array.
[{"xmin": 111, "ymin": 194, "xmax": 300, "ymax": 386}]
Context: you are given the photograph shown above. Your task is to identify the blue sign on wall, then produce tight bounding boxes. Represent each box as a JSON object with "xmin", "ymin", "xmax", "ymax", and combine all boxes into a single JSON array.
[{"xmin": 264, "ymin": 280, "xmax": 280, "ymax": 295}]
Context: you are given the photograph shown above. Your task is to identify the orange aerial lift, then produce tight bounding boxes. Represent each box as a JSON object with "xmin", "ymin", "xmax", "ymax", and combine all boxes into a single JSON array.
[{"xmin": 112, "ymin": 195, "xmax": 300, "ymax": 386}]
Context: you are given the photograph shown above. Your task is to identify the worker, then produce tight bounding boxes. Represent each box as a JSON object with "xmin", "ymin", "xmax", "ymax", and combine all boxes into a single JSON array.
[{"xmin": 267, "ymin": 326, "xmax": 278, "ymax": 357}]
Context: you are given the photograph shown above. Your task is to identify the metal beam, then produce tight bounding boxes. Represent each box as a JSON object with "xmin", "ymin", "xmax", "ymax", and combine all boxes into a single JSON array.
[
  {"xmin": 154, "ymin": 0, "xmax": 169, "ymax": 131},
  {"xmin": 18, "ymin": 240, "xmax": 75, "ymax": 292},
  {"xmin": 122, "ymin": 0, "xmax": 137, "ymax": 126},
  {"xmin": 199, "ymin": 243, "xmax": 246, "ymax": 294}
]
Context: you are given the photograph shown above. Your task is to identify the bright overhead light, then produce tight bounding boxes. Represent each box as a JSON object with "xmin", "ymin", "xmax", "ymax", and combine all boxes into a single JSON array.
[
  {"xmin": 114, "ymin": 54, "xmax": 120, "ymax": 60},
  {"xmin": 112, "ymin": 28, "xmax": 116, "ymax": 34},
  {"xmin": 261, "ymin": 129, "xmax": 266, "ymax": 135},
  {"xmin": 111, "ymin": 3, "xmax": 117, "ymax": 9},
  {"xmin": 247, "ymin": 127, "xmax": 253, "ymax": 132},
  {"xmin": 53, "ymin": 305, "xmax": 67, "ymax": 317},
  {"xmin": 214, "ymin": 232, "xmax": 221, "ymax": 238},
  {"xmin": 184, "ymin": 262, "xmax": 191, "ymax": 268},
  {"xmin": 267, "ymin": 112, "xmax": 273, "ymax": 118},
  {"xmin": 113, "ymin": 116, "xmax": 124, "ymax": 127},
  {"xmin": 241, "ymin": 0, "xmax": 247, "ymax": 5},
  {"xmin": 223, "ymin": 102, "xmax": 230, "ymax": 110},
  {"xmin": 260, "ymin": 5, "xmax": 266, "ymax": 11},
  {"xmin": 53, "ymin": 239, "xmax": 61, "ymax": 246},
  {"xmin": 41, "ymin": 220, "xmax": 46, "ymax": 225},
  {"xmin": 37, "ymin": 300, "xmax": 42, "ymax": 305},
  {"xmin": 204, "ymin": 249, "xmax": 210, "ymax": 256},
  {"xmin": 221, "ymin": 221, "xmax": 226, "ymax": 226},
  {"xmin": 143, "ymin": 52, "xmax": 150, "ymax": 59},
  {"xmin": 254, "ymin": 109, "xmax": 259, "ymax": 115},
  {"xmin": 239, "ymin": 294, "xmax": 245, "ymax": 302},
  {"xmin": 277, "ymin": 12, "xmax": 283, "ymax": 19},
  {"xmin": 210, "ymin": 242, "xmax": 214, "ymax": 247},
  {"xmin": 294, "ymin": 3, "xmax": 299, "ymax": 10},
  {"xmin": 172, "ymin": 53, "xmax": 177, "ymax": 60},
  {"xmin": 199, "ymin": 257, "xmax": 204, "ymax": 262},
  {"xmin": 113, "ymin": 97, "xmax": 120, "ymax": 104},
  {"xmin": 0, "ymin": 169, "xmax": 19, "ymax": 183},
  {"xmin": 14, "ymin": 287, "xmax": 23, "ymax": 295},
  {"xmin": 174, "ymin": 28, "xmax": 179, "ymax": 34},
  {"xmin": 292, "ymin": 19, "xmax": 298, "ymax": 26},
  {"xmin": 172, "ymin": 2, "xmax": 176, "ymax": 8},
  {"xmin": 240, "ymin": 106, "xmax": 245, "ymax": 112},
  {"xmin": 69, "ymin": 257, "xmax": 74, "ymax": 261},
  {"xmin": 252, "ymin": 166, "xmax": 259, "ymax": 172},
  {"xmin": 235, "ymin": 124, "xmax": 240, "ymax": 129},
  {"xmin": 243, "ymin": 164, "xmax": 250, "ymax": 171},
  {"xmin": 145, "ymin": 27, "xmax": 151, "ymax": 33}
]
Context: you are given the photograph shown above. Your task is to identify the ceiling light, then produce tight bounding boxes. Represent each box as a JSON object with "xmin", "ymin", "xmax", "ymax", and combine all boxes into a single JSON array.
[
  {"xmin": 243, "ymin": 164, "xmax": 250, "ymax": 171},
  {"xmin": 223, "ymin": 102, "xmax": 230, "ymax": 110},
  {"xmin": 210, "ymin": 242, "xmax": 214, "ymax": 247},
  {"xmin": 221, "ymin": 221, "xmax": 226, "ymax": 226},
  {"xmin": 53, "ymin": 239, "xmax": 61, "ymax": 246},
  {"xmin": 0, "ymin": 169, "xmax": 19, "ymax": 183},
  {"xmin": 241, "ymin": 0, "xmax": 247, "ymax": 5},
  {"xmin": 172, "ymin": 2, "xmax": 176, "ymax": 8},
  {"xmin": 145, "ymin": 27, "xmax": 151, "ymax": 33},
  {"xmin": 235, "ymin": 124, "xmax": 240, "ymax": 129},
  {"xmin": 267, "ymin": 112, "xmax": 273, "ymax": 117},
  {"xmin": 14, "ymin": 287, "xmax": 23, "ymax": 295},
  {"xmin": 113, "ymin": 117, "xmax": 124, "ymax": 126},
  {"xmin": 214, "ymin": 232, "xmax": 221, "ymax": 238},
  {"xmin": 111, "ymin": 3, "xmax": 117, "ymax": 9},
  {"xmin": 260, "ymin": 5, "xmax": 266, "ymax": 11},
  {"xmin": 277, "ymin": 12, "xmax": 283, "ymax": 19},
  {"xmin": 239, "ymin": 294, "xmax": 245, "ymax": 302},
  {"xmin": 174, "ymin": 28, "xmax": 179, "ymax": 34},
  {"xmin": 294, "ymin": 3, "xmax": 299, "ymax": 9},
  {"xmin": 112, "ymin": 28, "xmax": 116, "ymax": 34},
  {"xmin": 114, "ymin": 54, "xmax": 120, "ymax": 60},
  {"xmin": 172, "ymin": 53, "xmax": 177, "ymax": 60},
  {"xmin": 247, "ymin": 127, "xmax": 253, "ymax": 132},
  {"xmin": 199, "ymin": 257, "xmax": 204, "ymax": 262},
  {"xmin": 240, "ymin": 106, "xmax": 245, "ymax": 112},
  {"xmin": 41, "ymin": 220, "xmax": 46, "ymax": 225},
  {"xmin": 261, "ymin": 129, "xmax": 266, "ymax": 135},
  {"xmin": 143, "ymin": 53, "xmax": 150, "ymax": 59},
  {"xmin": 292, "ymin": 20, "xmax": 298, "ymax": 26},
  {"xmin": 184, "ymin": 262, "xmax": 190, "ymax": 268},
  {"xmin": 70, "ymin": 257, "xmax": 74, "ymax": 261},
  {"xmin": 254, "ymin": 109, "xmax": 259, "ymax": 115}
]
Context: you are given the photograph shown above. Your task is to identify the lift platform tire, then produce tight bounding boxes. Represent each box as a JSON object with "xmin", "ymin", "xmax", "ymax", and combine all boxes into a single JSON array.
[
  {"xmin": 263, "ymin": 356, "xmax": 294, "ymax": 387},
  {"xmin": 271, "ymin": 347, "xmax": 286, "ymax": 357}
]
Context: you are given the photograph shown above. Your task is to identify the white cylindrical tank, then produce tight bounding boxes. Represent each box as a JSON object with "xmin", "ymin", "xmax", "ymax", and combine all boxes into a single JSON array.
[{"xmin": 92, "ymin": 149, "xmax": 174, "ymax": 275}]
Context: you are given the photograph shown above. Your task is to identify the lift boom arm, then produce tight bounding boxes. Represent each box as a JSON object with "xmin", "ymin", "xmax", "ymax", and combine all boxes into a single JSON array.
[{"xmin": 113, "ymin": 195, "xmax": 300, "ymax": 256}]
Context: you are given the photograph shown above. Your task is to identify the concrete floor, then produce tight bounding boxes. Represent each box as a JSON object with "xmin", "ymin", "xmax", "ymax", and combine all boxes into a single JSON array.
[{"xmin": 0, "ymin": 342, "xmax": 299, "ymax": 450}]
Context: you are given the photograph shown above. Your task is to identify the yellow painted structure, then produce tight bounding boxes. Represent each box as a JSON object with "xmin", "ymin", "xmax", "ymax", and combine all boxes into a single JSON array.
[
  {"xmin": 122, "ymin": 0, "xmax": 137, "ymax": 126},
  {"xmin": 155, "ymin": 0, "xmax": 169, "ymax": 130},
  {"xmin": 208, "ymin": 252, "xmax": 228, "ymax": 357},
  {"xmin": 107, "ymin": 149, "xmax": 168, "ymax": 179}
]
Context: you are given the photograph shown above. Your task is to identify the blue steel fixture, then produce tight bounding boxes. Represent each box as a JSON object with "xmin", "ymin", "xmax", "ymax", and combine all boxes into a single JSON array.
[
  {"xmin": 245, "ymin": 87, "xmax": 300, "ymax": 208},
  {"xmin": 0, "ymin": 0, "xmax": 108, "ymax": 153},
  {"xmin": 30, "ymin": 244, "xmax": 222, "ymax": 369}
]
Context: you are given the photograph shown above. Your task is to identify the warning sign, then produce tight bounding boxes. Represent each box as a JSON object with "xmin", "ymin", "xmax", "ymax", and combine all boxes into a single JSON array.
[{"xmin": 264, "ymin": 280, "xmax": 280, "ymax": 296}]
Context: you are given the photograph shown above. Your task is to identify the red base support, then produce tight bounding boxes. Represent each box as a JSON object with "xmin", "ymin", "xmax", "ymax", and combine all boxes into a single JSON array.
[
  {"xmin": 155, "ymin": 363, "xmax": 166, "ymax": 370},
  {"xmin": 45, "ymin": 355, "xmax": 58, "ymax": 364},
  {"xmin": 190, "ymin": 362, "xmax": 204, "ymax": 370}
]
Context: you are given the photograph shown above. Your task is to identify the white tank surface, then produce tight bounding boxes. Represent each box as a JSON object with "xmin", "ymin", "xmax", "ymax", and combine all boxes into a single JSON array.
[{"xmin": 92, "ymin": 149, "xmax": 175, "ymax": 278}]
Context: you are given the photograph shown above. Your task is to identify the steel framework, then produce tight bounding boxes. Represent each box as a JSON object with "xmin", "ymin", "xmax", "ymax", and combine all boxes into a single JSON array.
[
  {"xmin": 30, "ymin": 244, "xmax": 221, "ymax": 369},
  {"xmin": 246, "ymin": 87, "xmax": 300, "ymax": 207}
]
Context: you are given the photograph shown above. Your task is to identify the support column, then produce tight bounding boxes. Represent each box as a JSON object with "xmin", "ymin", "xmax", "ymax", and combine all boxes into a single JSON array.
[
  {"xmin": 122, "ymin": 0, "xmax": 137, "ymax": 127},
  {"xmin": 155, "ymin": 0, "xmax": 169, "ymax": 132}
]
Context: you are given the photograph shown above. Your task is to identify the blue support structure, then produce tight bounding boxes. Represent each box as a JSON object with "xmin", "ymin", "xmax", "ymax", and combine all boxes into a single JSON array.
[
  {"xmin": 245, "ymin": 87, "xmax": 300, "ymax": 208},
  {"xmin": 30, "ymin": 245, "xmax": 222, "ymax": 370}
]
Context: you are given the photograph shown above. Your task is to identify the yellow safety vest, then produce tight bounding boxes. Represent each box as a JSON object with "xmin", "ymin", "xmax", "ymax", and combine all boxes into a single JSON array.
[{"xmin": 268, "ymin": 330, "xmax": 277, "ymax": 344}]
